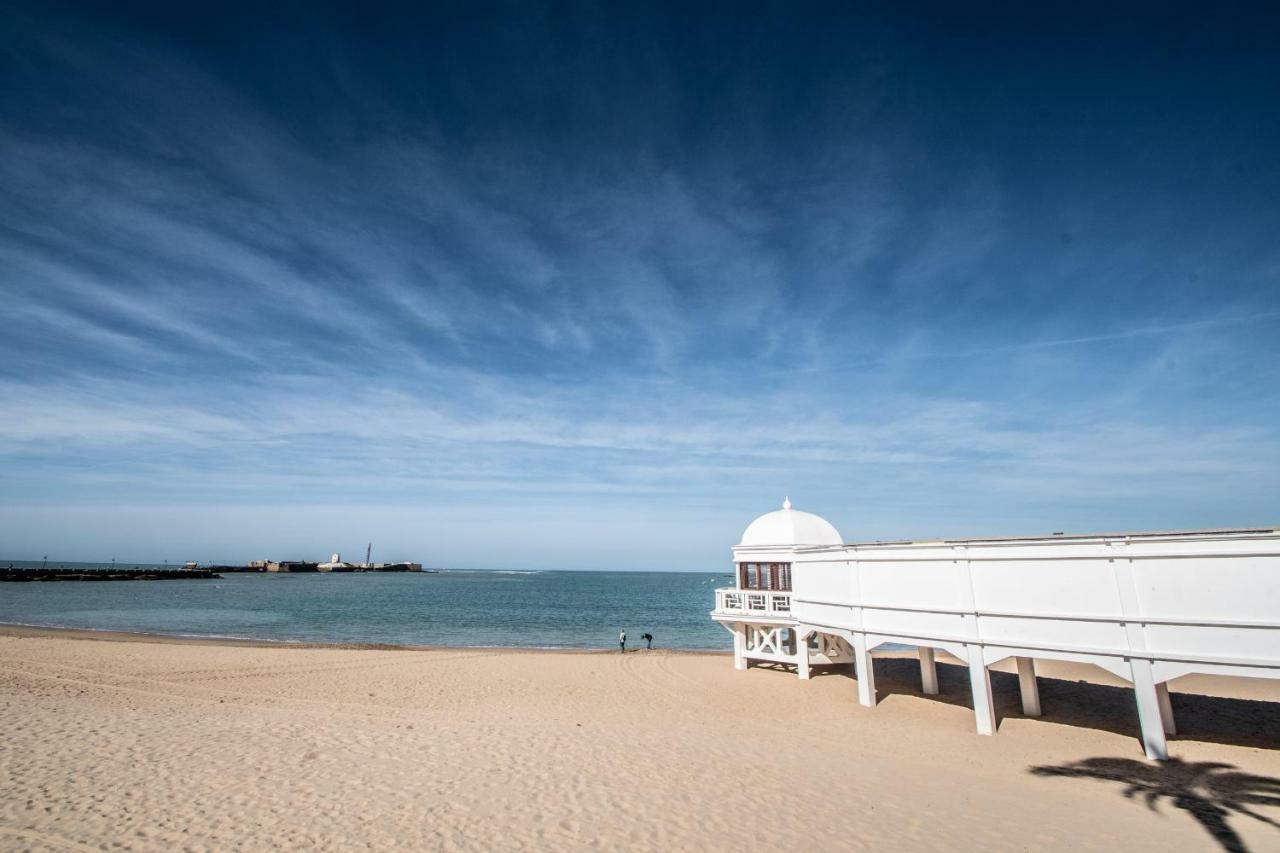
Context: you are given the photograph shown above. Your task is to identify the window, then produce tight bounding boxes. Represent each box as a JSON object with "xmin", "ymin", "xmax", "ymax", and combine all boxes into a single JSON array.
[{"xmin": 737, "ymin": 562, "xmax": 792, "ymax": 591}]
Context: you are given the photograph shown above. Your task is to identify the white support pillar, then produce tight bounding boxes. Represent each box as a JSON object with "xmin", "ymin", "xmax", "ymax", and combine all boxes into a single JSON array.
[
  {"xmin": 796, "ymin": 630, "xmax": 811, "ymax": 680},
  {"xmin": 918, "ymin": 647, "xmax": 939, "ymax": 695},
  {"xmin": 1156, "ymin": 681, "xmax": 1177, "ymax": 736},
  {"xmin": 1015, "ymin": 656, "xmax": 1041, "ymax": 717},
  {"xmin": 1130, "ymin": 659, "xmax": 1169, "ymax": 760},
  {"xmin": 733, "ymin": 625, "xmax": 747, "ymax": 671},
  {"xmin": 852, "ymin": 633, "xmax": 877, "ymax": 707},
  {"xmin": 967, "ymin": 648, "xmax": 996, "ymax": 736}
]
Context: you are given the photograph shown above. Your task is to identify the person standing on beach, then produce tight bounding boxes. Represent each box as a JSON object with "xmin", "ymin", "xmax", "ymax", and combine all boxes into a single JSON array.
[
  {"xmin": 619, "ymin": 631, "xmax": 626, "ymax": 653},
  {"xmin": 641, "ymin": 632, "xmax": 653, "ymax": 650}
]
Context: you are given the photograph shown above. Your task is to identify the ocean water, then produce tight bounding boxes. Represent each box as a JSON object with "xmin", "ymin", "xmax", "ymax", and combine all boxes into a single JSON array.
[{"xmin": 0, "ymin": 564, "xmax": 736, "ymax": 651}]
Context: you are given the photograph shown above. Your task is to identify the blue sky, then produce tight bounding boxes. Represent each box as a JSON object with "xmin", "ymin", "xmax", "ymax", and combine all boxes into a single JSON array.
[{"xmin": 2, "ymin": 2, "xmax": 1278, "ymax": 569}]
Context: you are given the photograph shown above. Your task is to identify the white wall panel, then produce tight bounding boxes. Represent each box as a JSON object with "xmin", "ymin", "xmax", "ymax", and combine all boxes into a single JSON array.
[
  {"xmin": 861, "ymin": 608, "xmax": 968, "ymax": 640},
  {"xmin": 1133, "ymin": 557, "xmax": 1279, "ymax": 622},
  {"xmin": 858, "ymin": 561, "xmax": 966, "ymax": 611},
  {"xmin": 971, "ymin": 560, "xmax": 1123, "ymax": 617},
  {"xmin": 793, "ymin": 601, "xmax": 855, "ymax": 629},
  {"xmin": 1143, "ymin": 624, "xmax": 1280, "ymax": 663},
  {"xmin": 792, "ymin": 559, "xmax": 854, "ymax": 603},
  {"xmin": 977, "ymin": 616, "xmax": 1129, "ymax": 652}
]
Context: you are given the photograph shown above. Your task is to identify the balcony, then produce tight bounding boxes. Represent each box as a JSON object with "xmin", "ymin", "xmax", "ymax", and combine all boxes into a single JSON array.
[{"xmin": 713, "ymin": 587, "xmax": 793, "ymax": 617}]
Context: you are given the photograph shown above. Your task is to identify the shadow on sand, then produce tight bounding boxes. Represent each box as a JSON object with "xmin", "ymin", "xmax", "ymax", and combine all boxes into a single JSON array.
[
  {"xmin": 772, "ymin": 657, "xmax": 1280, "ymax": 848},
  {"xmin": 1029, "ymin": 757, "xmax": 1280, "ymax": 852},
  {"xmin": 803, "ymin": 657, "xmax": 1280, "ymax": 752}
]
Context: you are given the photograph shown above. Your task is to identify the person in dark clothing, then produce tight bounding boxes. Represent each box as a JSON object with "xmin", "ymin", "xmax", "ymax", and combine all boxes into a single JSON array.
[
  {"xmin": 641, "ymin": 632, "xmax": 654, "ymax": 650},
  {"xmin": 619, "ymin": 630, "xmax": 626, "ymax": 652}
]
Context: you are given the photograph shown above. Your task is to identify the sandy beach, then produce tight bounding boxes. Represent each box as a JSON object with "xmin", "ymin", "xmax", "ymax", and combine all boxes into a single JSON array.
[{"xmin": 1, "ymin": 627, "xmax": 1277, "ymax": 852}]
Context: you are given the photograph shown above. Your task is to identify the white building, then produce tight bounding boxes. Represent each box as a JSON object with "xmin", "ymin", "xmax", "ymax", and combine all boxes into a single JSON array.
[
  {"xmin": 711, "ymin": 499, "xmax": 1280, "ymax": 760},
  {"xmin": 318, "ymin": 552, "xmax": 354, "ymax": 572}
]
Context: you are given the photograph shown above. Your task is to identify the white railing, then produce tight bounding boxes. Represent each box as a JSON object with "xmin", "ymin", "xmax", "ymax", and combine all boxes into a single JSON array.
[{"xmin": 714, "ymin": 587, "xmax": 793, "ymax": 617}]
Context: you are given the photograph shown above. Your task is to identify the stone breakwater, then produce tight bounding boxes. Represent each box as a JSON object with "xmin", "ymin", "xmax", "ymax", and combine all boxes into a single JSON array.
[{"xmin": 0, "ymin": 567, "xmax": 221, "ymax": 582}]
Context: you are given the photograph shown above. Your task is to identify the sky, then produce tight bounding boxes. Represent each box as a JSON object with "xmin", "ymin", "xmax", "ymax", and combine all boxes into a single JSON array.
[{"xmin": 1, "ymin": 2, "xmax": 1278, "ymax": 570}]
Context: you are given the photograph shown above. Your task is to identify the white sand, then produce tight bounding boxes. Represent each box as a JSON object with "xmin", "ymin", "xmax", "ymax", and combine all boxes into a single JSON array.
[{"xmin": 1, "ymin": 627, "xmax": 1277, "ymax": 852}]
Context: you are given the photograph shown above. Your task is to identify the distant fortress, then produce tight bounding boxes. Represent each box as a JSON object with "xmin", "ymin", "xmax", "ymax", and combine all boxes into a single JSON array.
[{"xmin": 236, "ymin": 554, "xmax": 425, "ymax": 573}]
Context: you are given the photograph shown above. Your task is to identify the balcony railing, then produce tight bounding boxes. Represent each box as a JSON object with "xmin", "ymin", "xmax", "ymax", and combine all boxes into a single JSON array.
[{"xmin": 714, "ymin": 587, "xmax": 793, "ymax": 617}]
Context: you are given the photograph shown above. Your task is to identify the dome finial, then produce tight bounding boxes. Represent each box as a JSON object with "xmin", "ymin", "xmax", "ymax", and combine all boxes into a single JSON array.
[{"xmin": 782, "ymin": 496, "xmax": 791, "ymax": 510}]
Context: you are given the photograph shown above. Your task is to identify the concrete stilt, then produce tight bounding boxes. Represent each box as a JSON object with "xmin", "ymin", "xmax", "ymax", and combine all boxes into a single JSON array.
[
  {"xmin": 1130, "ymin": 659, "xmax": 1169, "ymax": 760},
  {"xmin": 1156, "ymin": 681, "xmax": 1177, "ymax": 736},
  {"xmin": 967, "ymin": 650, "xmax": 996, "ymax": 735},
  {"xmin": 919, "ymin": 647, "xmax": 939, "ymax": 695},
  {"xmin": 1015, "ymin": 656, "xmax": 1041, "ymax": 717},
  {"xmin": 733, "ymin": 626, "xmax": 747, "ymax": 671},
  {"xmin": 852, "ymin": 633, "xmax": 877, "ymax": 707},
  {"xmin": 796, "ymin": 631, "xmax": 811, "ymax": 680}
]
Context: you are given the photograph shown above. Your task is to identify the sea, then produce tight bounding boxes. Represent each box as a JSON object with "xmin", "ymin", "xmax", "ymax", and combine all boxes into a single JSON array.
[{"xmin": 0, "ymin": 563, "xmax": 736, "ymax": 651}]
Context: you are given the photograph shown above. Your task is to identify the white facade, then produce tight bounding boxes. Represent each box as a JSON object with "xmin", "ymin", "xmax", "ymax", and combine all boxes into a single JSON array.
[
  {"xmin": 711, "ymin": 501, "xmax": 1280, "ymax": 759},
  {"xmin": 318, "ymin": 552, "xmax": 354, "ymax": 571}
]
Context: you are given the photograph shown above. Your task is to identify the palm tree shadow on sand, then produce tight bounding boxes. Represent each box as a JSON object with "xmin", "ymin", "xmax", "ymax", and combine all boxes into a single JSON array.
[{"xmin": 1029, "ymin": 757, "xmax": 1280, "ymax": 852}]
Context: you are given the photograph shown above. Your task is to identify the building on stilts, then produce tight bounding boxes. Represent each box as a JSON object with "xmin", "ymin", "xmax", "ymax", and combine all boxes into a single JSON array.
[{"xmin": 711, "ymin": 499, "xmax": 1280, "ymax": 760}]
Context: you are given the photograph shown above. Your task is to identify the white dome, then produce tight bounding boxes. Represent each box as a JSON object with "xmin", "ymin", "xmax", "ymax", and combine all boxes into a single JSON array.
[{"xmin": 739, "ymin": 498, "xmax": 843, "ymax": 547}]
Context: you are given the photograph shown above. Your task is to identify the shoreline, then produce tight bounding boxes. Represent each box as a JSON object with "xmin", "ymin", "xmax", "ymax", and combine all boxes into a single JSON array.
[{"xmin": 0, "ymin": 622, "xmax": 731, "ymax": 655}]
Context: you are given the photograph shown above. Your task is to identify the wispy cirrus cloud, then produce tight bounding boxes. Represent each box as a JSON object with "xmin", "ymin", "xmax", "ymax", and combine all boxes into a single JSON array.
[{"xmin": 1, "ymin": 3, "xmax": 1279, "ymax": 566}]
